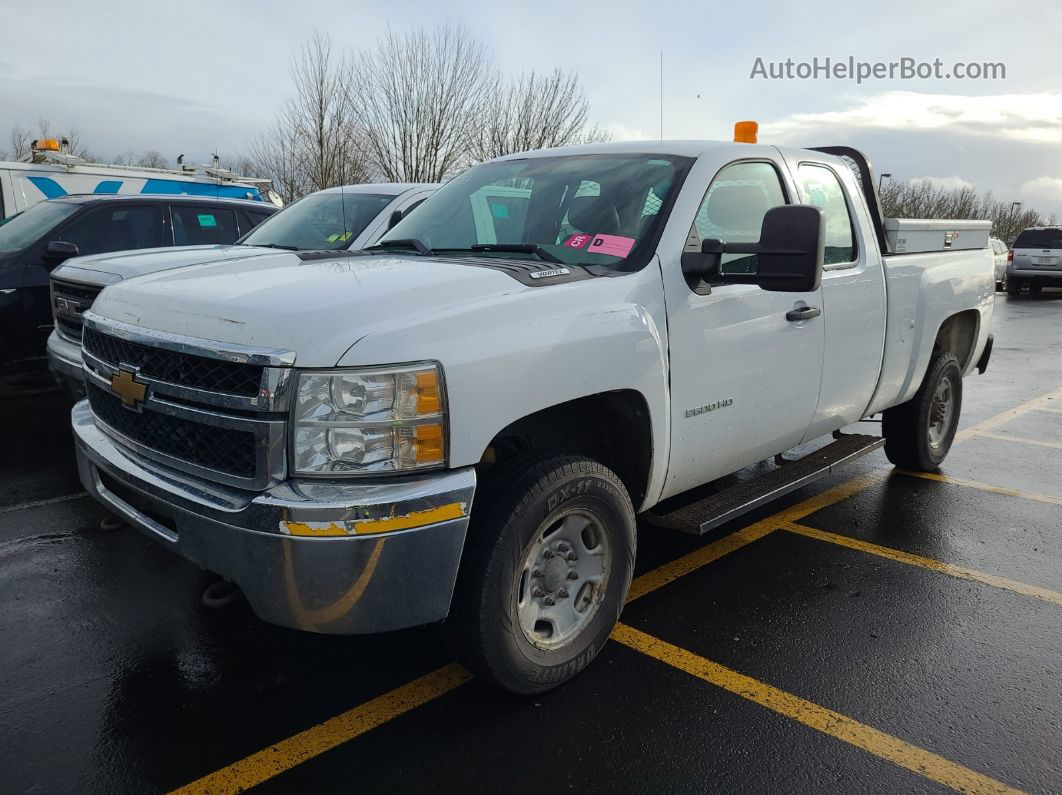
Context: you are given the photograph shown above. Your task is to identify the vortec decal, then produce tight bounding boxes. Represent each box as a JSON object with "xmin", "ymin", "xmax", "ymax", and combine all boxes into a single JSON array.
[{"xmin": 529, "ymin": 268, "xmax": 572, "ymax": 280}]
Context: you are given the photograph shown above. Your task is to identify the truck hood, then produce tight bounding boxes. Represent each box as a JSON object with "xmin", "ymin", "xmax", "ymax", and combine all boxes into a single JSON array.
[
  {"xmin": 90, "ymin": 252, "xmax": 524, "ymax": 367},
  {"xmin": 53, "ymin": 245, "xmax": 277, "ymax": 284}
]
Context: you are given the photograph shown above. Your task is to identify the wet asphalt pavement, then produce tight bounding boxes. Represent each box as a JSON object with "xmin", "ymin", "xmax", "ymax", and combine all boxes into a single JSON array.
[{"xmin": 2, "ymin": 291, "xmax": 1061, "ymax": 794}]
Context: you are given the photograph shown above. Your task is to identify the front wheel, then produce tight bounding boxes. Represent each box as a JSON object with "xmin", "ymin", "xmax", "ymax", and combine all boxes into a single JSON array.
[
  {"xmin": 882, "ymin": 351, "xmax": 963, "ymax": 471},
  {"xmin": 446, "ymin": 454, "xmax": 636, "ymax": 694}
]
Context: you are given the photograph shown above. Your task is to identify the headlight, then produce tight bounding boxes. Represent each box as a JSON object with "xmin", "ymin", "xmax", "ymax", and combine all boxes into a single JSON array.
[{"xmin": 292, "ymin": 363, "xmax": 446, "ymax": 475}]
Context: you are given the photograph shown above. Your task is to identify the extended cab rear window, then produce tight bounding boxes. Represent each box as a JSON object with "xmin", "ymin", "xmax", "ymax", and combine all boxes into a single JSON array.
[{"xmin": 1013, "ymin": 229, "xmax": 1062, "ymax": 249}]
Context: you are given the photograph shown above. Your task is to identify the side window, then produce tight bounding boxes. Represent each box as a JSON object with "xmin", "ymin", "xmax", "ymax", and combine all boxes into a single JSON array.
[
  {"xmin": 171, "ymin": 206, "xmax": 239, "ymax": 245},
  {"xmin": 796, "ymin": 164, "xmax": 855, "ymax": 266},
  {"xmin": 57, "ymin": 204, "xmax": 164, "ymax": 257},
  {"xmin": 686, "ymin": 161, "xmax": 788, "ymax": 275},
  {"xmin": 238, "ymin": 210, "xmax": 272, "ymax": 237}
]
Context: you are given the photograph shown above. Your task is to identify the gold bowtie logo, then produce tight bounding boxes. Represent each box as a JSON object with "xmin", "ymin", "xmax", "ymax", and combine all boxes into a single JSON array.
[{"xmin": 111, "ymin": 367, "xmax": 148, "ymax": 409}]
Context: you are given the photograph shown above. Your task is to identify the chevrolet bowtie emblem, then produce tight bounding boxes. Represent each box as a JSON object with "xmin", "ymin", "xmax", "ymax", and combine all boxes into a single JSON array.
[{"xmin": 111, "ymin": 367, "xmax": 148, "ymax": 410}]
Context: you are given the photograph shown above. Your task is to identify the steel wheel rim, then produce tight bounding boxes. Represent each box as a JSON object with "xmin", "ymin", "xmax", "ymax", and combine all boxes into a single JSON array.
[
  {"xmin": 928, "ymin": 377, "xmax": 954, "ymax": 449},
  {"xmin": 515, "ymin": 509, "xmax": 612, "ymax": 651}
]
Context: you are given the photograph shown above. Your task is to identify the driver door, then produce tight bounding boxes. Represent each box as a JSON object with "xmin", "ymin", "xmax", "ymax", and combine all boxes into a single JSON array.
[{"xmin": 660, "ymin": 159, "xmax": 825, "ymax": 498}]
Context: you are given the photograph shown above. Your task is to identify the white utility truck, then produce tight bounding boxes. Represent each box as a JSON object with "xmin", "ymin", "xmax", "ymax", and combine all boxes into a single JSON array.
[
  {"xmin": 71, "ymin": 135, "xmax": 995, "ymax": 693},
  {"xmin": 0, "ymin": 138, "xmax": 279, "ymax": 218}
]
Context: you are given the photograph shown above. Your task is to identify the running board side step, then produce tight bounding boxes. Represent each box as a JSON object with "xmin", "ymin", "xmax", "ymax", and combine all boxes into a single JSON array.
[{"xmin": 647, "ymin": 434, "xmax": 885, "ymax": 535}]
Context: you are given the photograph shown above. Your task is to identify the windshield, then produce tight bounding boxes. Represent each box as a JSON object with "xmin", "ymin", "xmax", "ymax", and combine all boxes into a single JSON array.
[
  {"xmin": 239, "ymin": 192, "xmax": 394, "ymax": 250},
  {"xmin": 379, "ymin": 154, "xmax": 692, "ymax": 269},
  {"xmin": 0, "ymin": 201, "xmax": 79, "ymax": 254},
  {"xmin": 1013, "ymin": 229, "xmax": 1062, "ymax": 249}
]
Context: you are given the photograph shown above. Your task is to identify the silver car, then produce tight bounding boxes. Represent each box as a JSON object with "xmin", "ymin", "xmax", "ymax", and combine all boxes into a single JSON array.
[
  {"xmin": 1006, "ymin": 227, "xmax": 1062, "ymax": 296},
  {"xmin": 989, "ymin": 237, "xmax": 1008, "ymax": 290}
]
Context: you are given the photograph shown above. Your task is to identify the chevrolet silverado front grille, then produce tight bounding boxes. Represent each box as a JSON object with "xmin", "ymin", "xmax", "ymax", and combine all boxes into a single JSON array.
[
  {"xmin": 83, "ymin": 327, "xmax": 264, "ymax": 397},
  {"xmin": 86, "ymin": 382, "xmax": 259, "ymax": 479}
]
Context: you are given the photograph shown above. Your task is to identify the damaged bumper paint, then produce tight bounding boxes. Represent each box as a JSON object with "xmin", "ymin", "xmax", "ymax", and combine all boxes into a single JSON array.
[{"xmin": 72, "ymin": 400, "xmax": 476, "ymax": 634}]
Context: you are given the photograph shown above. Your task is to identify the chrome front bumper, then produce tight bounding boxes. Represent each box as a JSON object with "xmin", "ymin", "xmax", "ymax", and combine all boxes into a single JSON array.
[
  {"xmin": 73, "ymin": 400, "xmax": 476, "ymax": 634},
  {"xmin": 47, "ymin": 330, "xmax": 85, "ymax": 391}
]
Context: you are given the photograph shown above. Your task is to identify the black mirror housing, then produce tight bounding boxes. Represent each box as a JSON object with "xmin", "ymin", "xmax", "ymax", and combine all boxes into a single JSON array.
[
  {"xmin": 44, "ymin": 240, "xmax": 79, "ymax": 264},
  {"xmin": 387, "ymin": 209, "xmax": 403, "ymax": 231},
  {"xmin": 682, "ymin": 205, "xmax": 825, "ymax": 293}
]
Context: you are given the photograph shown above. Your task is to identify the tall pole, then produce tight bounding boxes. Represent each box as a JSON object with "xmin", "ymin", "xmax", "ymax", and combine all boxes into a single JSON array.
[{"xmin": 660, "ymin": 50, "xmax": 663, "ymax": 140}]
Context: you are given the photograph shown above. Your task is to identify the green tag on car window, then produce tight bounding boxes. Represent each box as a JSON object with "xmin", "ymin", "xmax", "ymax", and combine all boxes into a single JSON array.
[
  {"xmin": 197, "ymin": 214, "xmax": 218, "ymax": 228},
  {"xmin": 490, "ymin": 203, "xmax": 510, "ymax": 219}
]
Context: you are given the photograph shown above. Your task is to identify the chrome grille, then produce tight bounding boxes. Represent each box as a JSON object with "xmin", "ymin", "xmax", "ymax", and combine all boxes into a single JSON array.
[
  {"xmin": 83, "ymin": 327, "xmax": 264, "ymax": 397},
  {"xmin": 87, "ymin": 382, "xmax": 258, "ymax": 478},
  {"xmin": 80, "ymin": 315, "xmax": 295, "ymax": 489},
  {"xmin": 51, "ymin": 279, "xmax": 102, "ymax": 342}
]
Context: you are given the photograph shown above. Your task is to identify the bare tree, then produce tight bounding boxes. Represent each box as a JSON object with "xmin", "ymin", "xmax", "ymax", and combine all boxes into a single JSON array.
[
  {"xmin": 136, "ymin": 150, "xmax": 169, "ymax": 169},
  {"xmin": 249, "ymin": 31, "xmax": 367, "ymax": 202},
  {"xmin": 879, "ymin": 179, "xmax": 1055, "ymax": 243},
  {"xmin": 249, "ymin": 118, "xmax": 307, "ymax": 204},
  {"xmin": 350, "ymin": 25, "xmax": 496, "ymax": 182},
  {"xmin": 8, "ymin": 124, "xmax": 31, "ymax": 160},
  {"xmin": 471, "ymin": 68, "xmax": 610, "ymax": 162}
]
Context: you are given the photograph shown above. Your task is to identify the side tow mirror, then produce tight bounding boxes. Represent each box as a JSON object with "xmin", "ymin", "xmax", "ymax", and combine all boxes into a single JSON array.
[
  {"xmin": 43, "ymin": 240, "xmax": 80, "ymax": 264},
  {"xmin": 682, "ymin": 205, "xmax": 825, "ymax": 293},
  {"xmin": 387, "ymin": 209, "xmax": 403, "ymax": 230}
]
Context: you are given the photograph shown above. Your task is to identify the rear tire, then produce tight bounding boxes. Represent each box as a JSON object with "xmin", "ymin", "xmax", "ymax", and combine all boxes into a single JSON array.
[
  {"xmin": 883, "ymin": 351, "xmax": 963, "ymax": 471},
  {"xmin": 1005, "ymin": 277, "xmax": 1021, "ymax": 296},
  {"xmin": 445, "ymin": 454, "xmax": 636, "ymax": 694}
]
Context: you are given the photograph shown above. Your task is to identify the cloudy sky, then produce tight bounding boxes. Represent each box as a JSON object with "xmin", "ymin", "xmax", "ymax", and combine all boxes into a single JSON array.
[{"xmin": 3, "ymin": 0, "xmax": 1061, "ymax": 214}]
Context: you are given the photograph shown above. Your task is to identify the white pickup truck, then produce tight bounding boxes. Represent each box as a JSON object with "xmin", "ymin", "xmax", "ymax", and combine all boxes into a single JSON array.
[
  {"xmin": 71, "ymin": 139, "xmax": 995, "ymax": 693},
  {"xmin": 46, "ymin": 182, "xmax": 436, "ymax": 393}
]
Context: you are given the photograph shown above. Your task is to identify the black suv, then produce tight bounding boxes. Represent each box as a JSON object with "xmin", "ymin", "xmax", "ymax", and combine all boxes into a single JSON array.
[{"xmin": 0, "ymin": 194, "xmax": 277, "ymax": 373}]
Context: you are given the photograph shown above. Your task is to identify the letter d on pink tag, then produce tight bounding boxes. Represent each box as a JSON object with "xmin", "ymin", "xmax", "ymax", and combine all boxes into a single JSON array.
[{"xmin": 589, "ymin": 234, "xmax": 636, "ymax": 258}]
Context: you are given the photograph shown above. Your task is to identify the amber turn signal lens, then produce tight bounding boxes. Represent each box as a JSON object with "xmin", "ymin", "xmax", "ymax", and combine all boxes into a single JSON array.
[
  {"xmin": 415, "ymin": 371, "xmax": 442, "ymax": 415},
  {"xmin": 413, "ymin": 423, "xmax": 445, "ymax": 464}
]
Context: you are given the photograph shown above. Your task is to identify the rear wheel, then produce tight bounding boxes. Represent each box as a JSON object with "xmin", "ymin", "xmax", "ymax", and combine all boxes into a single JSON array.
[
  {"xmin": 446, "ymin": 454, "xmax": 635, "ymax": 694},
  {"xmin": 883, "ymin": 351, "xmax": 963, "ymax": 471},
  {"xmin": 1005, "ymin": 276, "xmax": 1021, "ymax": 296}
]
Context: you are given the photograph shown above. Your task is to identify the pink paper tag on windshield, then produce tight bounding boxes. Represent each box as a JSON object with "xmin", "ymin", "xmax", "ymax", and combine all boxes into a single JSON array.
[
  {"xmin": 588, "ymin": 234, "xmax": 636, "ymax": 258},
  {"xmin": 563, "ymin": 233, "xmax": 593, "ymax": 249}
]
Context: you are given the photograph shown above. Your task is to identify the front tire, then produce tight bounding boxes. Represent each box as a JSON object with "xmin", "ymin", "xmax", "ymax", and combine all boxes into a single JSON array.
[
  {"xmin": 883, "ymin": 351, "xmax": 963, "ymax": 471},
  {"xmin": 446, "ymin": 454, "xmax": 636, "ymax": 694}
]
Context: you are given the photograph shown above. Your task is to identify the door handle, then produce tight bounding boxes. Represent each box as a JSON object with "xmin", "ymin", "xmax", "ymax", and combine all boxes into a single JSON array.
[{"xmin": 786, "ymin": 306, "xmax": 821, "ymax": 322}]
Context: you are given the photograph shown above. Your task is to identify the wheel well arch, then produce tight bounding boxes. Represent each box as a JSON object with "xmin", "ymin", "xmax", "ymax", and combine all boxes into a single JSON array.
[
  {"xmin": 478, "ymin": 390, "xmax": 653, "ymax": 508},
  {"xmin": 932, "ymin": 310, "xmax": 980, "ymax": 371}
]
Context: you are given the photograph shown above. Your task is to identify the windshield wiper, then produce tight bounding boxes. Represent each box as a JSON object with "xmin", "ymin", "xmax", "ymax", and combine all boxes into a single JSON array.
[
  {"xmin": 366, "ymin": 238, "xmax": 434, "ymax": 256},
  {"xmin": 247, "ymin": 242, "xmax": 299, "ymax": 251},
  {"xmin": 466, "ymin": 244, "xmax": 564, "ymax": 264}
]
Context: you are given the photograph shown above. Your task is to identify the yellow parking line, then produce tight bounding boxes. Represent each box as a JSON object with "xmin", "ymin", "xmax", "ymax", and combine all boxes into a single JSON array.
[
  {"xmin": 612, "ymin": 624, "xmax": 1021, "ymax": 795},
  {"xmin": 784, "ymin": 522, "xmax": 1062, "ymax": 607},
  {"xmin": 972, "ymin": 430, "xmax": 1062, "ymax": 451},
  {"xmin": 894, "ymin": 469, "xmax": 1062, "ymax": 507},
  {"xmin": 954, "ymin": 386, "xmax": 1062, "ymax": 443},
  {"xmin": 169, "ymin": 663, "xmax": 472, "ymax": 795},
  {"xmin": 168, "ymin": 391, "xmax": 1059, "ymax": 792},
  {"xmin": 626, "ymin": 471, "xmax": 887, "ymax": 603}
]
